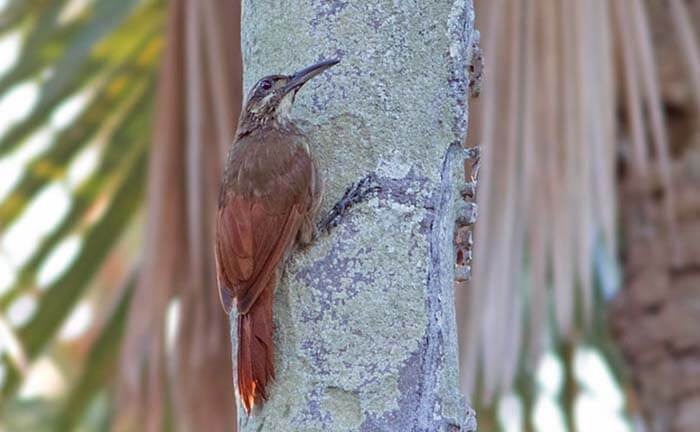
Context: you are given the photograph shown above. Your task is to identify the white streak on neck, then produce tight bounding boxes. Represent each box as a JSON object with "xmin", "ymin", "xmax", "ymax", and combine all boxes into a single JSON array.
[{"xmin": 275, "ymin": 92, "xmax": 295, "ymax": 124}]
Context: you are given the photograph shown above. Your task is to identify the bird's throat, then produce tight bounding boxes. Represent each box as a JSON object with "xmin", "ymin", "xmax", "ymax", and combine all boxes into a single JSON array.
[{"xmin": 274, "ymin": 92, "xmax": 296, "ymax": 124}]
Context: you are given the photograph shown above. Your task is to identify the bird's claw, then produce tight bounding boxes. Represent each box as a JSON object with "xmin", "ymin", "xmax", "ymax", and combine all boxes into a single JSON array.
[{"xmin": 318, "ymin": 174, "xmax": 381, "ymax": 233}]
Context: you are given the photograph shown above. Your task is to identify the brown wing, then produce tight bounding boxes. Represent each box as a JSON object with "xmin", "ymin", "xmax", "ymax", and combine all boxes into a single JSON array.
[
  {"xmin": 216, "ymin": 196, "xmax": 304, "ymax": 314},
  {"xmin": 216, "ymin": 126, "xmax": 317, "ymax": 315}
]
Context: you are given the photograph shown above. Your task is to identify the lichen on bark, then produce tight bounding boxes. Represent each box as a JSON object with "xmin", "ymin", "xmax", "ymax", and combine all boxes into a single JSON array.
[{"xmin": 233, "ymin": 1, "xmax": 479, "ymax": 430}]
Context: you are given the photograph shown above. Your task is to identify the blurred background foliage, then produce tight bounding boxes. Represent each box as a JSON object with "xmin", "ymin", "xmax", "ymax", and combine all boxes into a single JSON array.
[
  {"xmin": 460, "ymin": 1, "xmax": 700, "ymax": 431},
  {"xmin": 0, "ymin": 0, "xmax": 698, "ymax": 431},
  {"xmin": 0, "ymin": 0, "xmax": 242, "ymax": 430},
  {"xmin": 0, "ymin": 0, "xmax": 166, "ymax": 429}
]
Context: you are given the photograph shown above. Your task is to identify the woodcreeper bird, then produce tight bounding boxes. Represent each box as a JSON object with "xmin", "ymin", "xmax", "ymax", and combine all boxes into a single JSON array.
[{"xmin": 216, "ymin": 59, "xmax": 338, "ymax": 414}]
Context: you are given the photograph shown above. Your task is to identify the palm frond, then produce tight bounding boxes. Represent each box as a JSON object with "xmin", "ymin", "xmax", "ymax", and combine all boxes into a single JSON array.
[
  {"xmin": 0, "ymin": 60, "xmax": 155, "ymax": 308},
  {"xmin": 668, "ymin": 0, "xmax": 700, "ymax": 111},
  {"xmin": 460, "ymin": 0, "xmax": 690, "ymax": 403},
  {"xmin": 53, "ymin": 269, "xmax": 137, "ymax": 432},
  {"xmin": 0, "ymin": 2, "xmax": 165, "ymax": 424},
  {"xmin": 0, "ymin": 0, "xmax": 149, "ymax": 157},
  {"xmin": 117, "ymin": 0, "xmax": 242, "ymax": 430},
  {"xmin": 2, "ymin": 133, "xmax": 150, "ymax": 398}
]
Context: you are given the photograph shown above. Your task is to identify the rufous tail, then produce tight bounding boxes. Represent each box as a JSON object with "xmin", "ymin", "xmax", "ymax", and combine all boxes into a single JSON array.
[{"xmin": 237, "ymin": 286, "xmax": 274, "ymax": 414}]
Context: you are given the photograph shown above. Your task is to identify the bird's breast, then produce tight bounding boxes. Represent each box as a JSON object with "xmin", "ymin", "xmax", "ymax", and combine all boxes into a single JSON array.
[{"xmin": 224, "ymin": 127, "xmax": 314, "ymax": 209}]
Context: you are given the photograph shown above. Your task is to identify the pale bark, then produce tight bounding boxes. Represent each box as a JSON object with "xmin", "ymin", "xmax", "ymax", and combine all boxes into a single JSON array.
[{"xmin": 233, "ymin": 1, "xmax": 479, "ymax": 430}]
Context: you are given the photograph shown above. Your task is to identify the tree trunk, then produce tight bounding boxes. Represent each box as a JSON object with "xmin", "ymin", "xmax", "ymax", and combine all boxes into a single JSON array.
[
  {"xmin": 611, "ymin": 2, "xmax": 700, "ymax": 431},
  {"xmin": 232, "ymin": 1, "xmax": 479, "ymax": 430},
  {"xmin": 612, "ymin": 144, "xmax": 700, "ymax": 432}
]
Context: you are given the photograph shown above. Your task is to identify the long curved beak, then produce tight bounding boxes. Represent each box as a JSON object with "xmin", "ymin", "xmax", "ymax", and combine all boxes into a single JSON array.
[{"xmin": 284, "ymin": 59, "xmax": 340, "ymax": 95}]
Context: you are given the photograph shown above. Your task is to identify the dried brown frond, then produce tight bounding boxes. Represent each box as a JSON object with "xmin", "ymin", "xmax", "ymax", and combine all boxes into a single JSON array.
[
  {"xmin": 668, "ymin": 0, "xmax": 700, "ymax": 112},
  {"xmin": 118, "ymin": 0, "xmax": 242, "ymax": 430},
  {"xmin": 457, "ymin": 0, "xmax": 692, "ymax": 402}
]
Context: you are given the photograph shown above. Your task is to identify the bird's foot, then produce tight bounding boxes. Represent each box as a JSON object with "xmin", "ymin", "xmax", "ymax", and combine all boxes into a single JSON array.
[{"xmin": 318, "ymin": 174, "xmax": 381, "ymax": 233}]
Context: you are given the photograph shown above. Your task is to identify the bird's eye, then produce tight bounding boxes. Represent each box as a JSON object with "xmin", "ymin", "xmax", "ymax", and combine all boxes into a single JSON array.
[{"xmin": 260, "ymin": 80, "xmax": 272, "ymax": 91}]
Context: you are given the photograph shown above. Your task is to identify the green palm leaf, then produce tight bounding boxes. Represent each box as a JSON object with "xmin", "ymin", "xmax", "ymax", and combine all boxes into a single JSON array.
[
  {"xmin": 0, "ymin": 0, "xmax": 164, "ymax": 425},
  {"xmin": 0, "ymin": 0, "xmax": 160, "ymax": 157},
  {"xmin": 0, "ymin": 80, "xmax": 154, "ymax": 309},
  {"xmin": 0, "ymin": 46, "xmax": 157, "ymax": 242},
  {"xmin": 2, "ymin": 129, "xmax": 149, "ymax": 398},
  {"xmin": 53, "ymin": 270, "xmax": 138, "ymax": 432}
]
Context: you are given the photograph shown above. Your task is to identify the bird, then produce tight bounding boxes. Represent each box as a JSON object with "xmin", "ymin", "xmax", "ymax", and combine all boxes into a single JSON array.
[{"xmin": 215, "ymin": 59, "xmax": 339, "ymax": 414}]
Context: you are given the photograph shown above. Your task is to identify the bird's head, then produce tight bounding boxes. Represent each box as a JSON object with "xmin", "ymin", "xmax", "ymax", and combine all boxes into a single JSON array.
[{"xmin": 238, "ymin": 59, "xmax": 339, "ymax": 134}]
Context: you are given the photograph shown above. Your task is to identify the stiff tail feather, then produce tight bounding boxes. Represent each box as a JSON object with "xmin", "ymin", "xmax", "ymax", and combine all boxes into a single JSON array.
[{"xmin": 237, "ymin": 286, "xmax": 275, "ymax": 414}]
